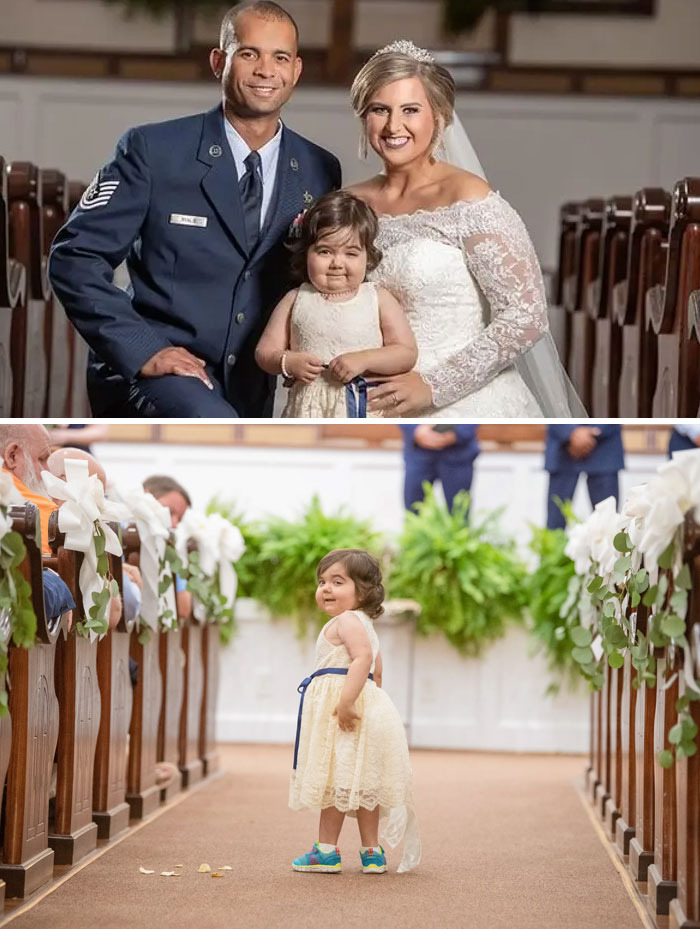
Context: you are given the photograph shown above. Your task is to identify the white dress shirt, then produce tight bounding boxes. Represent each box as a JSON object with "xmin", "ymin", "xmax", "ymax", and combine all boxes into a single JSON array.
[
  {"xmin": 674, "ymin": 424, "xmax": 700, "ymax": 441},
  {"xmin": 223, "ymin": 116, "xmax": 283, "ymax": 230}
]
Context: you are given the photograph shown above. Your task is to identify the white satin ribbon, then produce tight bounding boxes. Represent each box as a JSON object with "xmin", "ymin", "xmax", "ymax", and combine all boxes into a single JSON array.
[
  {"xmin": 41, "ymin": 458, "xmax": 127, "ymax": 641},
  {"xmin": 117, "ymin": 487, "xmax": 173, "ymax": 631}
]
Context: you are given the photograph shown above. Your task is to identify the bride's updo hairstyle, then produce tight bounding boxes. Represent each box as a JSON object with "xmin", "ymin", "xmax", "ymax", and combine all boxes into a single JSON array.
[
  {"xmin": 350, "ymin": 40, "xmax": 456, "ymax": 159},
  {"xmin": 317, "ymin": 549, "xmax": 385, "ymax": 620}
]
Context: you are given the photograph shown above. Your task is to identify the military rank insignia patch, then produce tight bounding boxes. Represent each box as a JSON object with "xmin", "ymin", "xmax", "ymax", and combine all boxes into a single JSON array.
[{"xmin": 79, "ymin": 174, "xmax": 120, "ymax": 211}]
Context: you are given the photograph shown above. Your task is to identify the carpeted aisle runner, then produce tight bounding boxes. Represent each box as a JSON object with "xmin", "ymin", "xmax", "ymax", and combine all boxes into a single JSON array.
[{"xmin": 5, "ymin": 745, "xmax": 647, "ymax": 929}]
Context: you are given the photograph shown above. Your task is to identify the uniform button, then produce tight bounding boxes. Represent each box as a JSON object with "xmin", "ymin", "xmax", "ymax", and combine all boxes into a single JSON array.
[
  {"xmin": 227, "ymin": 353, "xmax": 236, "ymax": 366},
  {"xmin": 243, "ymin": 270, "xmax": 251, "ymax": 280},
  {"xmin": 236, "ymin": 312, "xmax": 245, "ymax": 324}
]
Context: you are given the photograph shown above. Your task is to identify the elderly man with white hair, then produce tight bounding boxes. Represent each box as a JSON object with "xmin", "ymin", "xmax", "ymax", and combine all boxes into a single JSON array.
[{"xmin": 1, "ymin": 424, "xmax": 76, "ymax": 625}]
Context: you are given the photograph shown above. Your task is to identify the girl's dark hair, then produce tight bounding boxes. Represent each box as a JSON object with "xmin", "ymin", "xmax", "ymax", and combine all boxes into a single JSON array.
[
  {"xmin": 288, "ymin": 190, "xmax": 382, "ymax": 284},
  {"xmin": 317, "ymin": 548, "xmax": 385, "ymax": 619}
]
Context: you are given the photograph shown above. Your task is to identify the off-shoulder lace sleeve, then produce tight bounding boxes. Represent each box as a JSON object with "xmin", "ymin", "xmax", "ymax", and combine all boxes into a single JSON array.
[{"xmin": 420, "ymin": 194, "xmax": 549, "ymax": 409}]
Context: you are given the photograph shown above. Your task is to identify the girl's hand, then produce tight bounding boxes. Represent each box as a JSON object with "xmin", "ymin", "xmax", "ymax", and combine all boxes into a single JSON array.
[
  {"xmin": 368, "ymin": 370, "xmax": 434, "ymax": 416},
  {"xmin": 327, "ymin": 353, "xmax": 366, "ymax": 384},
  {"xmin": 286, "ymin": 351, "xmax": 325, "ymax": 384},
  {"xmin": 333, "ymin": 701, "xmax": 361, "ymax": 732}
]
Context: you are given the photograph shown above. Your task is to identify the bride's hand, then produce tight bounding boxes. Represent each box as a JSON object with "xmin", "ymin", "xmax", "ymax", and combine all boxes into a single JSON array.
[{"xmin": 367, "ymin": 371, "xmax": 433, "ymax": 416}]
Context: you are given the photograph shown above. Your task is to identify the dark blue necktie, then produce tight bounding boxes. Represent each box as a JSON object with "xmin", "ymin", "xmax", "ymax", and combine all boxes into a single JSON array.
[{"xmin": 239, "ymin": 150, "xmax": 262, "ymax": 252}]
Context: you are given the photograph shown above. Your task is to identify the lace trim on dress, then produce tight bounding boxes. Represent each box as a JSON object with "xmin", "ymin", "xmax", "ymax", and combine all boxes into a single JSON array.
[{"xmin": 377, "ymin": 193, "xmax": 550, "ymax": 410}]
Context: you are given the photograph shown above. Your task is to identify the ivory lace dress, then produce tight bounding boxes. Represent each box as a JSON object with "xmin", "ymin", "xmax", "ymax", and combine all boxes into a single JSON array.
[
  {"xmin": 282, "ymin": 282, "xmax": 384, "ymax": 418},
  {"xmin": 289, "ymin": 610, "xmax": 420, "ymax": 872},
  {"xmin": 371, "ymin": 191, "xmax": 548, "ymax": 417}
]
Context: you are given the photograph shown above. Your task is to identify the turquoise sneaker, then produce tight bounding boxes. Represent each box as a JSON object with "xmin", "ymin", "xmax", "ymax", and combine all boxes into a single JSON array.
[
  {"xmin": 292, "ymin": 842, "xmax": 342, "ymax": 873},
  {"xmin": 360, "ymin": 845, "xmax": 387, "ymax": 873}
]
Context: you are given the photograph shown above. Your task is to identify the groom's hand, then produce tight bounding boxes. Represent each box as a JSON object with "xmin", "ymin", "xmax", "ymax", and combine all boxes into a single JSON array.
[{"xmin": 140, "ymin": 347, "xmax": 213, "ymax": 389}]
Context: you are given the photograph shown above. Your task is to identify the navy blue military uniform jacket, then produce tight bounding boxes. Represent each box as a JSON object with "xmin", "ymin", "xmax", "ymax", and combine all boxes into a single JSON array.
[
  {"xmin": 49, "ymin": 104, "xmax": 341, "ymax": 417},
  {"xmin": 545, "ymin": 425, "xmax": 624, "ymax": 474}
]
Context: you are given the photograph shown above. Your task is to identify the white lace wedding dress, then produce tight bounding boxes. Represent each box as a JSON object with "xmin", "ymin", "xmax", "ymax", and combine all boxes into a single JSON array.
[{"xmin": 371, "ymin": 190, "xmax": 551, "ymax": 417}]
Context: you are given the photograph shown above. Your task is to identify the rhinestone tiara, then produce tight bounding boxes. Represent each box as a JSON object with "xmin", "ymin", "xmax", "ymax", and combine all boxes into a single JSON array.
[{"xmin": 371, "ymin": 39, "xmax": 434, "ymax": 64}]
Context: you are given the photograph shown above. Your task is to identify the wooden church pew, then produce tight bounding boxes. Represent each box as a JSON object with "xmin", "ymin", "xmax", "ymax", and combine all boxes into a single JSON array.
[
  {"xmin": 46, "ymin": 516, "xmax": 102, "ymax": 867},
  {"xmin": 7, "ymin": 162, "xmax": 49, "ymax": 418},
  {"xmin": 568, "ymin": 198, "xmax": 604, "ymax": 411},
  {"xmin": 616, "ymin": 188, "xmax": 671, "ymax": 417},
  {"xmin": 648, "ymin": 177, "xmax": 700, "ymax": 417},
  {"xmin": 590, "ymin": 196, "xmax": 632, "ymax": 417},
  {"xmin": 0, "ymin": 155, "xmax": 26, "ymax": 416},
  {"xmin": 648, "ymin": 645, "xmax": 679, "ymax": 917},
  {"xmin": 689, "ymin": 288, "xmax": 700, "ymax": 416},
  {"xmin": 670, "ymin": 519, "xmax": 700, "ymax": 929},
  {"xmin": 179, "ymin": 609, "xmax": 205, "ymax": 788},
  {"xmin": 603, "ymin": 662, "xmax": 624, "ymax": 839},
  {"xmin": 615, "ymin": 604, "xmax": 638, "ymax": 859},
  {"xmin": 0, "ymin": 503, "xmax": 67, "ymax": 898},
  {"xmin": 122, "ymin": 525, "xmax": 163, "ymax": 820},
  {"xmin": 551, "ymin": 200, "xmax": 580, "ymax": 364},
  {"xmin": 64, "ymin": 180, "xmax": 91, "ymax": 418},
  {"xmin": 92, "ymin": 545, "xmax": 134, "ymax": 839},
  {"xmin": 158, "ymin": 569, "xmax": 185, "ymax": 802},
  {"xmin": 200, "ymin": 623, "xmax": 220, "ymax": 777},
  {"xmin": 40, "ymin": 169, "xmax": 72, "ymax": 418},
  {"xmin": 629, "ymin": 603, "xmax": 656, "ymax": 885}
]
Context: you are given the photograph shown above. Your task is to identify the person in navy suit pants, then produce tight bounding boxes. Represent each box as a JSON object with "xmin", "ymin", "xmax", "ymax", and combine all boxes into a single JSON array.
[
  {"xmin": 668, "ymin": 424, "xmax": 700, "ymax": 455},
  {"xmin": 545, "ymin": 425, "xmax": 624, "ymax": 529},
  {"xmin": 49, "ymin": 2, "xmax": 341, "ymax": 418},
  {"xmin": 399, "ymin": 424, "xmax": 480, "ymax": 513}
]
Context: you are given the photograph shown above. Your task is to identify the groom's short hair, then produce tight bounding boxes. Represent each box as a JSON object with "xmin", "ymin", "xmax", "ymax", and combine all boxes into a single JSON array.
[{"xmin": 220, "ymin": 1, "xmax": 299, "ymax": 51}]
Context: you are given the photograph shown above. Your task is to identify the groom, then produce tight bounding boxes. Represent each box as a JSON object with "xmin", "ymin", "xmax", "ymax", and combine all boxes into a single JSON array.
[{"xmin": 49, "ymin": 1, "xmax": 341, "ymax": 417}]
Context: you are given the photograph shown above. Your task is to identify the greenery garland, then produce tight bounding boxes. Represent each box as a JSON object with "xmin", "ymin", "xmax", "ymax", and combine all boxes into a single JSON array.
[
  {"xmin": 525, "ymin": 523, "xmax": 580, "ymax": 694},
  {"xmin": 567, "ymin": 516, "xmax": 700, "ymax": 768},
  {"xmin": 76, "ymin": 525, "xmax": 120, "ymax": 640},
  {"xmin": 389, "ymin": 487, "xmax": 527, "ymax": 655},
  {"xmin": 210, "ymin": 495, "xmax": 381, "ymax": 637},
  {"xmin": 0, "ymin": 505, "xmax": 36, "ymax": 717}
]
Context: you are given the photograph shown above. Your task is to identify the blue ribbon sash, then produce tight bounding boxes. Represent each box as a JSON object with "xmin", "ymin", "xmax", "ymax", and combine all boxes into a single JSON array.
[
  {"xmin": 293, "ymin": 667, "xmax": 373, "ymax": 770},
  {"xmin": 345, "ymin": 376, "xmax": 368, "ymax": 417}
]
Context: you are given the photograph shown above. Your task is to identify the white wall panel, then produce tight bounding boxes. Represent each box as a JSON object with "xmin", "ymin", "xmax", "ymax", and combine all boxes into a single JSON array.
[{"xmin": 4, "ymin": 77, "xmax": 700, "ymax": 269}]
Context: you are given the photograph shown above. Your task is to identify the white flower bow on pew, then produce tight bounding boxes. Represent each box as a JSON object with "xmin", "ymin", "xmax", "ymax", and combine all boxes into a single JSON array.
[
  {"xmin": 175, "ymin": 509, "xmax": 245, "ymax": 623},
  {"xmin": 116, "ymin": 487, "xmax": 175, "ymax": 632},
  {"xmin": 41, "ymin": 458, "xmax": 128, "ymax": 641}
]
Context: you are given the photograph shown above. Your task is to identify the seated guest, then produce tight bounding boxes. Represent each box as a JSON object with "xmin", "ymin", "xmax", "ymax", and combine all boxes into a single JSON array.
[
  {"xmin": 42, "ymin": 568, "xmax": 75, "ymax": 627},
  {"xmin": 142, "ymin": 475, "xmax": 191, "ymax": 528},
  {"xmin": 668, "ymin": 424, "xmax": 700, "ymax": 455},
  {"xmin": 143, "ymin": 474, "xmax": 192, "ymax": 618},
  {"xmin": 0, "ymin": 424, "xmax": 56, "ymax": 554}
]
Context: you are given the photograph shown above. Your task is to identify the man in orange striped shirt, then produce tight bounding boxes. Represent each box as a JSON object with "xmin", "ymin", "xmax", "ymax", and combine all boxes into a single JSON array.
[{"xmin": 0, "ymin": 424, "xmax": 55, "ymax": 554}]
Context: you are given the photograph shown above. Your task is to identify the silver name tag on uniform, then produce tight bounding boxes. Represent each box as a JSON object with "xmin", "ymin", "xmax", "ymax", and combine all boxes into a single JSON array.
[{"xmin": 169, "ymin": 213, "xmax": 208, "ymax": 227}]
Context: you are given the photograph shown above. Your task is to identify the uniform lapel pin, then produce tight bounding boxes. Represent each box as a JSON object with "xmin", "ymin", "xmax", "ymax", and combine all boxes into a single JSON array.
[
  {"xmin": 209, "ymin": 144, "xmax": 222, "ymax": 157},
  {"xmin": 303, "ymin": 191, "xmax": 314, "ymax": 205},
  {"xmin": 290, "ymin": 158, "xmax": 299, "ymax": 172}
]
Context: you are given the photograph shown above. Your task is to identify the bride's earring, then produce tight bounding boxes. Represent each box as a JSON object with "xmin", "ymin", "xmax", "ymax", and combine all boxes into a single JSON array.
[{"xmin": 358, "ymin": 123, "xmax": 369, "ymax": 161}]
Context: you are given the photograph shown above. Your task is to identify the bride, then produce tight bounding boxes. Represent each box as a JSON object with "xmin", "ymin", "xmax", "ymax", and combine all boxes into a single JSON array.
[{"xmin": 346, "ymin": 40, "xmax": 582, "ymax": 418}]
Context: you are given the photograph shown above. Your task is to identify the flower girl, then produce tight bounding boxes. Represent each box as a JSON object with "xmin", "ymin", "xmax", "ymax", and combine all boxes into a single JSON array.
[
  {"xmin": 289, "ymin": 549, "xmax": 420, "ymax": 873},
  {"xmin": 255, "ymin": 191, "xmax": 416, "ymax": 417}
]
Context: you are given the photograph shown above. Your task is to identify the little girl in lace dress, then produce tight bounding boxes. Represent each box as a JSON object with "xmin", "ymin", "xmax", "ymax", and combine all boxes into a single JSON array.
[
  {"xmin": 289, "ymin": 549, "xmax": 420, "ymax": 874},
  {"xmin": 255, "ymin": 191, "xmax": 416, "ymax": 418}
]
